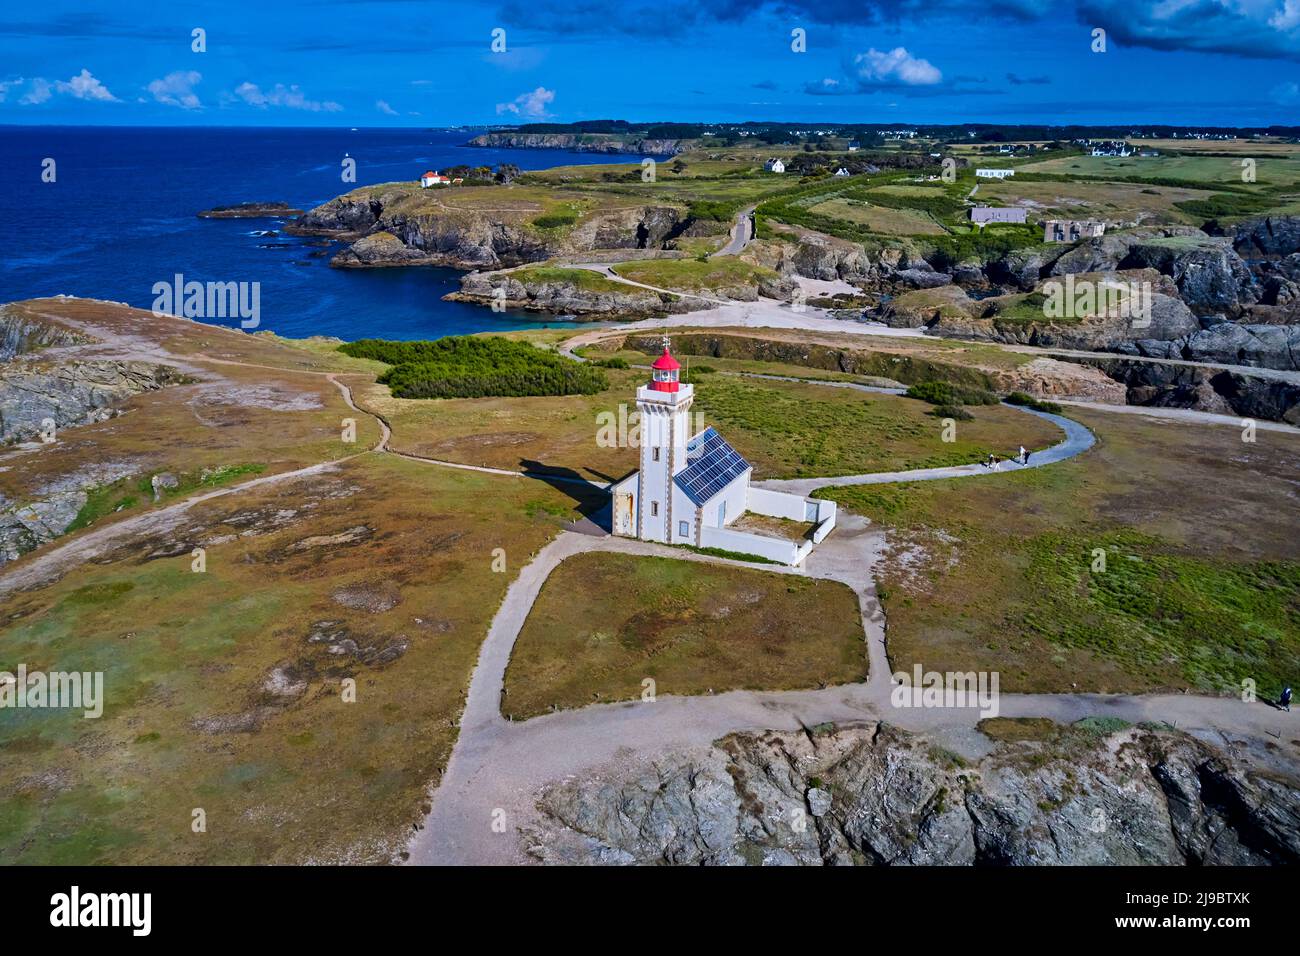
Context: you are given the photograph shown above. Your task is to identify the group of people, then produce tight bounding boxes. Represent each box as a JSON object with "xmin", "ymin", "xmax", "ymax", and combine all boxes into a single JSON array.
[{"xmin": 981, "ymin": 445, "xmax": 1032, "ymax": 471}]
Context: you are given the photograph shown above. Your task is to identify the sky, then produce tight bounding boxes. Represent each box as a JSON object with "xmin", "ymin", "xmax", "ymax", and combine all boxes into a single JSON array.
[{"xmin": 1, "ymin": 0, "xmax": 1297, "ymax": 127}]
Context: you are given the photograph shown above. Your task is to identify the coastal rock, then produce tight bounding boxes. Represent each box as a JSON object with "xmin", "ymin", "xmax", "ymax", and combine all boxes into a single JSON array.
[
  {"xmin": 447, "ymin": 270, "xmax": 707, "ymax": 317},
  {"xmin": 197, "ymin": 202, "xmax": 303, "ymax": 219},
  {"xmin": 1233, "ymin": 215, "xmax": 1300, "ymax": 257},
  {"xmin": 0, "ymin": 359, "xmax": 186, "ymax": 444},
  {"xmin": 523, "ymin": 721, "xmax": 1300, "ymax": 866},
  {"xmin": 293, "ymin": 184, "xmax": 688, "ymax": 270}
]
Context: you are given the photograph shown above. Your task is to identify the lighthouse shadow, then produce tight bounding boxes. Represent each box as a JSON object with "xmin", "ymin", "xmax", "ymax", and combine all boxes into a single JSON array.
[{"xmin": 518, "ymin": 459, "xmax": 615, "ymax": 536}]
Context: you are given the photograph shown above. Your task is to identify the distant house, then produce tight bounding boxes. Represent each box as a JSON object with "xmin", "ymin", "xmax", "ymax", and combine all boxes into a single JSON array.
[
  {"xmin": 764, "ymin": 158, "xmax": 786, "ymax": 173},
  {"xmin": 975, "ymin": 168, "xmax": 1015, "ymax": 179},
  {"xmin": 970, "ymin": 206, "xmax": 1028, "ymax": 225},
  {"xmin": 834, "ymin": 167, "xmax": 850, "ymax": 177},
  {"xmin": 419, "ymin": 170, "xmax": 451, "ymax": 188},
  {"xmin": 847, "ymin": 141, "xmax": 860, "ymax": 151},
  {"xmin": 1044, "ymin": 219, "xmax": 1106, "ymax": 243}
]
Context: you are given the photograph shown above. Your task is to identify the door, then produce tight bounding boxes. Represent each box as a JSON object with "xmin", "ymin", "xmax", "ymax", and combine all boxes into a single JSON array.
[
  {"xmin": 614, "ymin": 493, "xmax": 633, "ymax": 536},
  {"xmin": 717, "ymin": 500, "xmax": 727, "ymax": 526}
]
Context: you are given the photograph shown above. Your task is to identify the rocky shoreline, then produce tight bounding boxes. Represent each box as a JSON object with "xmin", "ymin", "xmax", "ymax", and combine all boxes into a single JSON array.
[{"xmin": 526, "ymin": 720, "xmax": 1300, "ymax": 865}]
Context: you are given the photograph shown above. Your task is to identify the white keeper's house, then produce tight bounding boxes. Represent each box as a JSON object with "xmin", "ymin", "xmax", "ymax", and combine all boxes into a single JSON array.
[{"xmin": 610, "ymin": 345, "xmax": 836, "ymax": 566}]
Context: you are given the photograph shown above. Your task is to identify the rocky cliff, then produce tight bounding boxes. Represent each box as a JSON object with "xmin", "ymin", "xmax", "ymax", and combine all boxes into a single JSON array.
[
  {"xmin": 289, "ymin": 184, "xmax": 687, "ymax": 270},
  {"xmin": 524, "ymin": 720, "xmax": 1300, "ymax": 865}
]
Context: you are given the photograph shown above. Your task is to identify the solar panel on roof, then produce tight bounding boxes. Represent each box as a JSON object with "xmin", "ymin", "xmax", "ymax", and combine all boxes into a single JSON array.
[{"xmin": 674, "ymin": 428, "xmax": 750, "ymax": 506}]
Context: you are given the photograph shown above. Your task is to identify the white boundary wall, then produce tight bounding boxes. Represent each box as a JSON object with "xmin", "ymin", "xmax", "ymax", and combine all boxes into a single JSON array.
[{"xmin": 700, "ymin": 525, "xmax": 811, "ymax": 565}]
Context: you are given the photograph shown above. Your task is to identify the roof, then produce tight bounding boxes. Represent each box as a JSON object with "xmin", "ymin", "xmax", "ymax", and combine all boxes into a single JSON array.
[
  {"xmin": 674, "ymin": 427, "xmax": 750, "ymax": 506},
  {"xmin": 421, "ymin": 170, "xmax": 437, "ymax": 177},
  {"xmin": 651, "ymin": 348, "xmax": 680, "ymax": 371}
]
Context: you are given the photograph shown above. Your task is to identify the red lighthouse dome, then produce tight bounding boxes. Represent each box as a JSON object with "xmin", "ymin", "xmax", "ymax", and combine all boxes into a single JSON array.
[{"xmin": 650, "ymin": 347, "xmax": 681, "ymax": 392}]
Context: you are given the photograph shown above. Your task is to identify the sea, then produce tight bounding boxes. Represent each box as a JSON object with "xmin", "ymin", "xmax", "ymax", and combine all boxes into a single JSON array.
[{"xmin": 0, "ymin": 126, "xmax": 632, "ymax": 341}]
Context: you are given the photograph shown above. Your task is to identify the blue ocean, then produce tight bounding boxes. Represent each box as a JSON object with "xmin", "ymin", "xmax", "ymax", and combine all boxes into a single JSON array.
[{"xmin": 0, "ymin": 126, "xmax": 630, "ymax": 340}]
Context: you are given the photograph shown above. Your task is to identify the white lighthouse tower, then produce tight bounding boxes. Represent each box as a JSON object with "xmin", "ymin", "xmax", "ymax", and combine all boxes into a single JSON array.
[{"xmin": 634, "ymin": 342, "xmax": 693, "ymax": 542}]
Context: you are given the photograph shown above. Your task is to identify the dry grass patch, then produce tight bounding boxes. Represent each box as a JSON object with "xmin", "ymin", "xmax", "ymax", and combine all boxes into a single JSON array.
[{"xmin": 502, "ymin": 551, "xmax": 865, "ymax": 719}]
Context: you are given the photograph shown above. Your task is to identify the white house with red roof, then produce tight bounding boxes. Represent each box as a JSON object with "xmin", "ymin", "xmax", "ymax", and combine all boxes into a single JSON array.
[
  {"xmin": 609, "ymin": 344, "xmax": 835, "ymax": 566},
  {"xmin": 419, "ymin": 170, "xmax": 451, "ymax": 188}
]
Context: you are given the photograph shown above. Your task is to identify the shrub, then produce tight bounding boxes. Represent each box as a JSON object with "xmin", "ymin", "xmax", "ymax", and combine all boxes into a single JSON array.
[
  {"xmin": 532, "ymin": 209, "xmax": 579, "ymax": 229},
  {"xmin": 929, "ymin": 404, "xmax": 972, "ymax": 420},
  {"xmin": 339, "ymin": 336, "xmax": 609, "ymax": 399},
  {"xmin": 593, "ymin": 356, "xmax": 629, "ymax": 369},
  {"xmin": 906, "ymin": 380, "xmax": 998, "ymax": 406},
  {"xmin": 688, "ymin": 364, "xmax": 716, "ymax": 376},
  {"xmin": 1004, "ymin": 391, "xmax": 1063, "ymax": 414}
]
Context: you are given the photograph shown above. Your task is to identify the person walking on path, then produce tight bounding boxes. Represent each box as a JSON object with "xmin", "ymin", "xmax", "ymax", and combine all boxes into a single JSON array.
[
  {"xmin": 1283, "ymin": 686, "xmax": 1293, "ymax": 712},
  {"xmin": 1019, "ymin": 445, "xmax": 1028, "ymax": 465}
]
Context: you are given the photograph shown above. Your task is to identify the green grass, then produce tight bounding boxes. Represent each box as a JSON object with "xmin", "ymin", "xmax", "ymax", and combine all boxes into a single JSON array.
[
  {"xmin": 508, "ymin": 266, "xmax": 632, "ymax": 294},
  {"xmin": 65, "ymin": 464, "xmax": 267, "ymax": 534},
  {"xmin": 611, "ymin": 258, "xmax": 780, "ymax": 293},
  {"xmin": 816, "ymin": 410, "xmax": 1300, "ymax": 696}
]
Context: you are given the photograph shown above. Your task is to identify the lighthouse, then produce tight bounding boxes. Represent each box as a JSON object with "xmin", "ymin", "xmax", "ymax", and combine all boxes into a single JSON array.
[
  {"xmin": 634, "ymin": 344, "xmax": 694, "ymax": 542},
  {"xmin": 608, "ymin": 339, "xmax": 834, "ymax": 563}
]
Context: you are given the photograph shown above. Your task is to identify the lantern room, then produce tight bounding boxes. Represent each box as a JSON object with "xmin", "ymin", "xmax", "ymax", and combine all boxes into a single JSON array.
[{"xmin": 650, "ymin": 347, "xmax": 681, "ymax": 392}]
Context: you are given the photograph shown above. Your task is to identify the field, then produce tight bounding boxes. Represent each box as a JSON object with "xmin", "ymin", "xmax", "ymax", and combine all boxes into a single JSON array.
[
  {"xmin": 0, "ymin": 454, "xmax": 580, "ymax": 864},
  {"xmin": 354, "ymin": 365, "xmax": 1062, "ymax": 481},
  {"xmin": 0, "ymin": 299, "xmax": 384, "ymax": 546},
  {"xmin": 502, "ymin": 551, "xmax": 865, "ymax": 718},
  {"xmin": 818, "ymin": 410, "xmax": 1300, "ymax": 696},
  {"xmin": 807, "ymin": 198, "xmax": 946, "ymax": 236},
  {"xmin": 975, "ymin": 179, "xmax": 1215, "ymax": 225},
  {"xmin": 1018, "ymin": 153, "xmax": 1300, "ymax": 190}
]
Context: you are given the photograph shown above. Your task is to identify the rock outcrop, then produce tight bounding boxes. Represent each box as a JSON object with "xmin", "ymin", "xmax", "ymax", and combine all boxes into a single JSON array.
[
  {"xmin": 0, "ymin": 360, "xmax": 185, "ymax": 445},
  {"xmin": 447, "ymin": 270, "xmax": 708, "ymax": 317},
  {"xmin": 523, "ymin": 721, "xmax": 1300, "ymax": 866},
  {"xmin": 290, "ymin": 184, "xmax": 688, "ymax": 270}
]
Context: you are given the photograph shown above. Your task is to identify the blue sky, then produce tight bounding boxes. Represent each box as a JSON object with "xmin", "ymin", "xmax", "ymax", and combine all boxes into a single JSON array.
[{"xmin": 1, "ymin": 0, "xmax": 1297, "ymax": 126}]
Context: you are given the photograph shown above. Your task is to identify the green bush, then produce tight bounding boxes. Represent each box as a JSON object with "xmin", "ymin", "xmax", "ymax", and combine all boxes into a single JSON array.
[
  {"xmin": 1004, "ymin": 391, "xmax": 1063, "ymax": 414},
  {"xmin": 339, "ymin": 336, "xmax": 609, "ymax": 399},
  {"xmin": 906, "ymin": 380, "xmax": 999, "ymax": 406},
  {"xmin": 532, "ymin": 210, "xmax": 579, "ymax": 229},
  {"xmin": 929, "ymin": 404, "xmax": 973, "ymax": 421},
  {"xmin": 593, "ymin": 356, "xmax": 629, "ymax": 369}
]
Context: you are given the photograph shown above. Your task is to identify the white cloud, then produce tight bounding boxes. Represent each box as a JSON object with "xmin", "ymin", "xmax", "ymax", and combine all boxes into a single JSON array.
[
  {"xmin": 376, "ymin": 99, "xmax": 398, "ymax": 115},
  {"xmin": 148, "ymin": 71, "xmax": 202, "ymax": 109},
  {"xmin": 56, "ymin": 68, "xmax": 118, "ymax": 101},
  {"xmin": 496, "ymin": 86, "xmax": 555, "ymax": 117},
  {"xmin": 234, "ymin": 81, "xmax": 342, "ymax": 112},
  {"xmin": 21, "ymin": 78, "xmax": 53, "ymax": 105},
  {"xmin": 852, "ymin": 47, "xmax": 942, "ymax": 86}
]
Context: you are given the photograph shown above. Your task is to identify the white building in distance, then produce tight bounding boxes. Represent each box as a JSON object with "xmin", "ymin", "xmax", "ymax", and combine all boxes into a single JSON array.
[
  {"xmin": 609, "ymin": 345, "xmax": 836, "ymax": 566},
  {"xmin": 764, "ymin": 158, "xmax": 786, "ymax": 173},
  {"xmin": 975, "ymin": 168, "xmax": 1015, "ymax": 179}
]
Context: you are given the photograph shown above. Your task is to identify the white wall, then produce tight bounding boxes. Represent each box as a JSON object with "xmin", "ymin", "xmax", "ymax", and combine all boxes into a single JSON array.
[
  {"xmin": 746, "ymin": 487, "xmax": 808, "ymax": 521},
  {"xmin": 700, "ymin": 526, "xmax": 798, "ymax": 564}
]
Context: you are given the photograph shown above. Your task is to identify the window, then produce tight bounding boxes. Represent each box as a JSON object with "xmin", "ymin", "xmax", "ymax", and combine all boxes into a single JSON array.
[
  {"xmin": 652, "ymin": 447, "xmax": 660, "ymax": 462},
  {"xmin": 678, "ymin": 521, "xmax": 689, "ymax": 538},
  {"xmin": 651, "ymin": 501, "xmax": 659, "ymax": 517}
]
